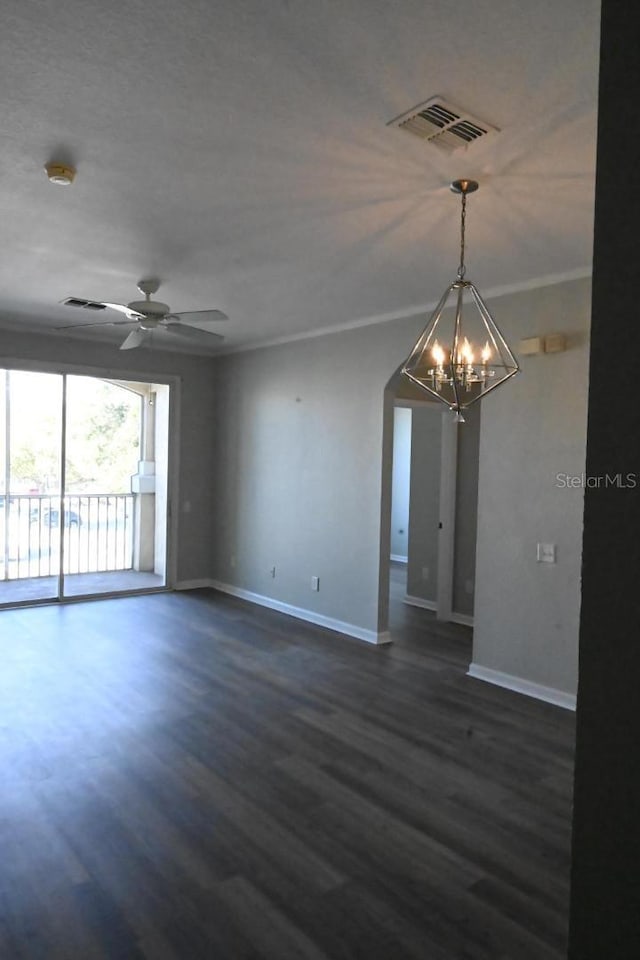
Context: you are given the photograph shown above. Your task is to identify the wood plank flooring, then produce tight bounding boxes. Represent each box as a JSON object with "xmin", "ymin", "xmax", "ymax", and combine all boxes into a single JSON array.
[{"xmin": 0, "ymin": 576, "xmax": 575, "ymax": 959}]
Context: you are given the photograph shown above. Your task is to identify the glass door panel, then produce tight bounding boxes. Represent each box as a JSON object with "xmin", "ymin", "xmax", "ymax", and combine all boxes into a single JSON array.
[
  {"xmin": 0, "ymin": 369, "xmax": 62, "ymax": 604},
  {"xmin": 62, "ymin": 375, "xmax": 163, "ymax": 598}
]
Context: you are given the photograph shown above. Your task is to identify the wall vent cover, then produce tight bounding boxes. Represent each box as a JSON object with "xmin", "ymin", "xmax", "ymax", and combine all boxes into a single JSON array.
[
  {"xmin": 61, "ymin": 297, "xmax": 107, "ymax": 311},
  {"xmin": 388, "ymin": 97, "xmax": 499, "ymax": 151}
]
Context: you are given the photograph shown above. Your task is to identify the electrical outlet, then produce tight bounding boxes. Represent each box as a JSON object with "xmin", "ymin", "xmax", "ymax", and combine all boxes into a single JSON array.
[
  {"xmin": 422, "ymin": 566, "xmax": 429, "ymax": 581},
  {"xmin": 311, "ymin": 576, "xmax": 320, "ymax": 591},
  {"xmin": 270, "ymin": 566, "xmax": 276, "ymax": 578}
]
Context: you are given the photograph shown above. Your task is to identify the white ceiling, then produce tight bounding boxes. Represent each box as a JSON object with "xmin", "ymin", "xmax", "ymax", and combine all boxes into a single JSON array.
[{"xmin": 0, "ymin": 0, "xmax": 600, "ymax": 353}]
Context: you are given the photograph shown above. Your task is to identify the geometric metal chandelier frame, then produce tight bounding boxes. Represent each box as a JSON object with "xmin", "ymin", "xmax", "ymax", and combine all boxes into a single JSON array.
[{"xmin": 402, "ymin": 179, "xmax": 519, "ymax": 421}]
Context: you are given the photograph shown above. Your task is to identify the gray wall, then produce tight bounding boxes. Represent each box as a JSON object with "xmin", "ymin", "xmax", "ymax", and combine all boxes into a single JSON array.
[
  {"xmin": 472, "ymin": 279, "xmax": 591, "ymax": 694},
  {"xmin": 211, "ymin": 325, "xmax": 411, "ymax": 634},
  {"xmin": 212, "ymin": 276, "xmax": 591, "ymax": 691},
  {"xmin": 406, "ymin": 404, "xmax": 441, "ymax": 604},
  {"xmin": 0, "ymin": 329, "xmax": 217, "ymax": 584},
  {"xmin": 390, "ymin": 406, "xmax": 411, "ymax": 561}
]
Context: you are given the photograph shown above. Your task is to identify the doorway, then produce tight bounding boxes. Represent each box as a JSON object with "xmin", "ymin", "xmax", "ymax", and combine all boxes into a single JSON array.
[
  {"xmin": 384, "ymin": 381, "xmax": 481, "ymax": 631},
  {"xmin": 0, "ymin": 368, "xmax": 171, "ymax": 606}
]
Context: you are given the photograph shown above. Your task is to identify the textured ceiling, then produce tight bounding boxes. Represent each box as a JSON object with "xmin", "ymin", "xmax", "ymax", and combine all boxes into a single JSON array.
[{"xmin": 0, "ymin": 0, "xmax": 600, "ymax": 353}]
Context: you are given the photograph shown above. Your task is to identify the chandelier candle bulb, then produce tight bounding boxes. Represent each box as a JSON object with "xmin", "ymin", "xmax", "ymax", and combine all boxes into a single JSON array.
[
  {"xmin": 481, "ymin": 342, "xmax": 492, "ymax": 388},
  {"xmin": 401, "ymin": 179, "xmax": 519, "ymax": 419}
]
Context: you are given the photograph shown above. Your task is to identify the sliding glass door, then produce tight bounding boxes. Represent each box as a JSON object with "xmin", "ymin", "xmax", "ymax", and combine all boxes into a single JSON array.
[
  {"xmin": 1, "ymin": 370, "xmax": 63, "ymax": 603},
  {"xmin": 0, "ymin": 368, "xmax": 169, "ymax": 606}
]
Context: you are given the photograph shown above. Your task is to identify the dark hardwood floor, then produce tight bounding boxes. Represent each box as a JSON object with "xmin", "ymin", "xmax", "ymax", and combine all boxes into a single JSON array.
[{"xmin": 0, "ymin": 572, "xmax": 575, "ymax": 959}]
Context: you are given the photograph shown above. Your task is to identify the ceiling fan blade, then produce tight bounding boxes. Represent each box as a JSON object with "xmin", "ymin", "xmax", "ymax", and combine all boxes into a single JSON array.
[
  {"xmin": 167, "ymin": 309, "xmax": 229, "ymax": 324},
  {"xmin": 55, "ymin": 319, "xmax": 135, "ymax": 330},
  {"xmin": 163, "ymin": 322, "xmax": 224, "ymax": 343},
  {"xmin": 103, "ymin": 302, "xmax": 144, "ymax": 319},
  {"xmin": 120, "ymin": 328, "xmax": 151, "ymax": 351}
]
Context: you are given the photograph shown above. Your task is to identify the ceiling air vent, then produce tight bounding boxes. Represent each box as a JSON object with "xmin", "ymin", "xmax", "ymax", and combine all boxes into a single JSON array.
[
  {"xmin": 388, "ymin": 97, "xmax": 499, "ymax": 152},
  {"xmin": 61, "ymin": 297, "xmax": 107, "ymax": 311}
]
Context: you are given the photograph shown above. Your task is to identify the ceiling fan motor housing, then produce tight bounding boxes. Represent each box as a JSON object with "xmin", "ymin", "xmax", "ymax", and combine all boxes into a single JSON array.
[{"xmin": 127, "ymin": 299, "xmax": 170, "ymax": 318}]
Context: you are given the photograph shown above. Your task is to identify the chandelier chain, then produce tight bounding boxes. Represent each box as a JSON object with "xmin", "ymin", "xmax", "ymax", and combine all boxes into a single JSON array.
[{"xmin": 458, "ymin": 191, "xmax": 467, "ymax": 279}]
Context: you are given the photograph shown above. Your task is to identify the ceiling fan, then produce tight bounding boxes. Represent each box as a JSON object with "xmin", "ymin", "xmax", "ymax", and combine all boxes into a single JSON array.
[{"xmin": 56, "ymin": 279, "xmax": 228, "ymax": 350}]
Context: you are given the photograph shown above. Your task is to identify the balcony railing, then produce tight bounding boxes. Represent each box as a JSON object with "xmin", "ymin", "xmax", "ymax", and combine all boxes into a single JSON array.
[{"xmin": 0, "ymin": 494, "xmax": 134, "ymax": 580}]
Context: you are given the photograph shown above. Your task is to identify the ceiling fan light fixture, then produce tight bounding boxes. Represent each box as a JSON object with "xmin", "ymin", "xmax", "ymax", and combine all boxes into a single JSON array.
[{"xmin": 45, "ymin": 162, "xmax": 76, "ymax": 185}]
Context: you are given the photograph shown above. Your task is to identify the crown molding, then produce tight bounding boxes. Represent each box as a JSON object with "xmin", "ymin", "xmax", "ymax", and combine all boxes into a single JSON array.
[{"xmin": 219, "ymin": 266, "xmax": 592, "ymax": 356}]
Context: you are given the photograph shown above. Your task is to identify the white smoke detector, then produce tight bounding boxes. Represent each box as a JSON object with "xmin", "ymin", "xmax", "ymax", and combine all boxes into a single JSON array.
[{"xmin": 388, "ymin": 97, "xmax": 499, "ymax": 152}]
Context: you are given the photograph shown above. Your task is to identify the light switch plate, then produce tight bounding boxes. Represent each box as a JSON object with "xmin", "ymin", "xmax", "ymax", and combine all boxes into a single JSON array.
[{"xmin": 536, "ymin": 542, "xmax": 556, "ymax": 563}]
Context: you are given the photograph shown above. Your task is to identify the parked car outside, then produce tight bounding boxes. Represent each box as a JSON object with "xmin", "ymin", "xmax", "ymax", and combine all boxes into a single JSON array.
[
  {"xmin": 30, "ymin": 506, "xmax": 82, "ymax": 527},
  {"xmin": 45, "ymin": 507, "xmax": 82, "ymax": 527}
]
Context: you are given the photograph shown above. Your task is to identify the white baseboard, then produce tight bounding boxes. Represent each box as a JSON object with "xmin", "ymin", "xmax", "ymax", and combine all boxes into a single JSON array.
[
  {"xmin": 175, "ymin": 578, "xmax": 216, "ymax": 590},
  {"xmin": 467, "ymin": 663, "xmax": 576, "ymax": 711},
  {"xmin": 390, "ymin": 554, "xmax": 408, "ymax": 564},
  {"xmin": 210, "ymin": 579, "xmax": 391, "ymax": 645},
  {"xmin": 451, "ymin": 612, "xmax": 474, "ymax": 628},
  {"xmin": 404, "ymin": 594, "xmax": 437, "ymax": 611},
  {"xmin": 403, "ymin": 595, "xmax": 473, "ymax": 627}
]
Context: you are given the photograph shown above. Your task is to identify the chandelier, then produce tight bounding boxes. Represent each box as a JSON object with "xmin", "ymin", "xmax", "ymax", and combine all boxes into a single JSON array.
[{"xmin": 402, "ymin": 179, "xmax": 519, "ymax": 421}]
